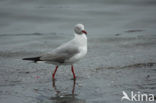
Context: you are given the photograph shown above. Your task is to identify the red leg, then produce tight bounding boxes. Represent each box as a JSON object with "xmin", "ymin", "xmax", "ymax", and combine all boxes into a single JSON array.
[
  {"xmin": 52, "ymin": 66, "xmax": 58, "ymax": 80},
  {"xmin": 71, "ymin": 65, "xmax": 76, "ymax": 80}
]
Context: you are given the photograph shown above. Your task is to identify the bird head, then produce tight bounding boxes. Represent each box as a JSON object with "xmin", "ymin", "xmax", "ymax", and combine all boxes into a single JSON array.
[{"xmin": 74, "ymin": 24, "xmax": 87, "ymax": 35}]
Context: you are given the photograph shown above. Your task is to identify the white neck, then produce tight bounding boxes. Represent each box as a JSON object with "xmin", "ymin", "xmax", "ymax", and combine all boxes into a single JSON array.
[{"xmin": 74, "ymin": 33, "xmax": 87, "ymax": 46}]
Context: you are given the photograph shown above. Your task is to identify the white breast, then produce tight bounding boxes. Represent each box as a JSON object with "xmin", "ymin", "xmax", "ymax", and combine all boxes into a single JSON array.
[
  {"xmin": 65, "ymin": 34, "xmax": 87, "ymax": 64},
  {"xmin": 67, "ymin": 46, "xmax": 87, "ymax": 64}
]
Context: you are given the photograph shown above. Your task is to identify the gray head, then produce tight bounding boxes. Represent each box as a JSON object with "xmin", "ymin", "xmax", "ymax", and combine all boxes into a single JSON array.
[{"xmin": 74, "ymin": 24, "xmax": 87, "ymax": 35}]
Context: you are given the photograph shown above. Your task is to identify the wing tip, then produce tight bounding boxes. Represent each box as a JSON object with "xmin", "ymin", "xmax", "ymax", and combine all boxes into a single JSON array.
[{"xmin": 22, "ymin": 56, "xmax": 41, "ymax": 63}]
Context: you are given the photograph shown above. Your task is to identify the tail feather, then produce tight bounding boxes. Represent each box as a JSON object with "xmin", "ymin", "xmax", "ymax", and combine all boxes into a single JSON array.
[{"xmin": 22, "ymin": 56, "xmax": 41, "ymax": 63}]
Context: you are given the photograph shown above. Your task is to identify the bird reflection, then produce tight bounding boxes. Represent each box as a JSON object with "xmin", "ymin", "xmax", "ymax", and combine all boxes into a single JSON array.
[{"xmin": 50, "ymin": 79, "xmax": 85, "ymax": 103}]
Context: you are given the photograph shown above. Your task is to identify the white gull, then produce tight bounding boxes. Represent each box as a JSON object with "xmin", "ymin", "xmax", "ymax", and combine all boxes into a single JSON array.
[{"xmin": 23, "ymin": 24, "xmax": 88, "ymax": 80}]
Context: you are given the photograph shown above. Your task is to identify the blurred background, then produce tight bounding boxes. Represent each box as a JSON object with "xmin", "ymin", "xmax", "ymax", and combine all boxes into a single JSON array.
[{"xmin": 0, "ymin": 0, "xmax": 156, "ymax": 103}]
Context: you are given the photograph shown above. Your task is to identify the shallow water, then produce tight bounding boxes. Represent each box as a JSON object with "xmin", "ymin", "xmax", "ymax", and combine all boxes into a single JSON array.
[{"xmin": 0, "ymin": 0, "xmax": 156, "ymax": 103}]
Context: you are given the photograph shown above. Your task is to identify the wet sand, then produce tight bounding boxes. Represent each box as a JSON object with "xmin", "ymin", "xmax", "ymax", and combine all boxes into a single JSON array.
[{"xmin": 0, "ymin": 0, "xmax": 156, "ymax": 103}]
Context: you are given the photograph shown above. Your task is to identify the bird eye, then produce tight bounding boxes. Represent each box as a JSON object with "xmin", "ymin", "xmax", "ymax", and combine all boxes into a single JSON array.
[{"xmin": 74, "ymin": 27, "xmax": 82, "ymax": 34}]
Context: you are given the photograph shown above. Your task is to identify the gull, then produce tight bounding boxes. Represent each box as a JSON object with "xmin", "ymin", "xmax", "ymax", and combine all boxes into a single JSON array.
[{"xmin": 23, "ymin": 24, "xmax": 88, "ymax": 80}]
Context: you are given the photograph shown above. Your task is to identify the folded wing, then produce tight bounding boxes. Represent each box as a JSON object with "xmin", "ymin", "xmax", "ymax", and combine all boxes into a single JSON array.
[{"xmin": 40, "ymin": 43, "xmax": 80, "ymax": 63}]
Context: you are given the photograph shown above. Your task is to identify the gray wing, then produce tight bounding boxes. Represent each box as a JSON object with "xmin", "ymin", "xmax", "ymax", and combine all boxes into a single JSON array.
[{"xmin": 40, "ymin": 41, "xmax": 80, "ymax": 63}]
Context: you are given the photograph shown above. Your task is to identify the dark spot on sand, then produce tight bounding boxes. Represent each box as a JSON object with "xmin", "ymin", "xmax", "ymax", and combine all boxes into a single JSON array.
[
  {"xmin": 114, "ymin": 33, "xmax": 121, "ymax": 36},
  {"xmin": 146, "ymin": 75, "xmax": 150, "ymax": 79},
  {"xmin": 25, "ymin": 71, "xmax": 30, "ymax": 74},
  {"xmin": 125, "ymin": 29, "xmax": 144, "ymax": 33},
  {"xmin": 34, "ymin": 88, "xmax": 39, "ymax": 92}
]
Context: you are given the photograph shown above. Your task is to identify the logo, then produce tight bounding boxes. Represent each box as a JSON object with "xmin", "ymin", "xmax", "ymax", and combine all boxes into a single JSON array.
[{"xmin": 121, "ymin": 91, "xmax": 155, "ymax": 102}]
